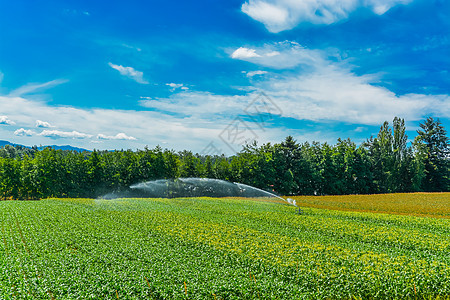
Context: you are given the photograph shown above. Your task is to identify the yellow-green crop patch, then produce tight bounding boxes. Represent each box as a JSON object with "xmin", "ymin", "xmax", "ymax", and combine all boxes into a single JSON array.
[
  {"xmin": 1, "ymin": 197, "xmax": 449, "ymax": 299},
  {"xmin": 291, "ymin": 193, "xmax": 450, "ymax": 218}
]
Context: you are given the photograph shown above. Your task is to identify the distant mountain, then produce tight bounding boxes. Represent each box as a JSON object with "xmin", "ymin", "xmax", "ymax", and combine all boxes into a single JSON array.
[
  {"xmin": 37, "ymin": 145, "xmax": 91, "ymax": 152},
  {"xmin": 0, "ymin": 140, "xmax": 90, "ymax": 152},
  {"xmin": 0, "ymin": 140, "xmax": 23, "ymax": 147}
]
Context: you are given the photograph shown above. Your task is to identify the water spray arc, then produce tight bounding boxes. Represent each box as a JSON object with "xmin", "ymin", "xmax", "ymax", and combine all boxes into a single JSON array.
[
  {"xmin": 231, "ymin": 181, "xmax": 302, "ymax": 214},
  {"xmin": 102, "ymin": 178, "xmax": 301, "ymax": 212}
]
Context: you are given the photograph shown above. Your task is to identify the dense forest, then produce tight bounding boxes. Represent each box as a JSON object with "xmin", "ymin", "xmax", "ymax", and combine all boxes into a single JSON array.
[{"xmin": 0, "ymin": 117, "xmax": 448, "ymax": 200}]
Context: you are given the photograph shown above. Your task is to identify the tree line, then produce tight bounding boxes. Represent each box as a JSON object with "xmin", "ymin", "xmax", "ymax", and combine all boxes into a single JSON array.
[{"xmin": 0, "ymin": 117, "xmax": 448, "ymax": 200}]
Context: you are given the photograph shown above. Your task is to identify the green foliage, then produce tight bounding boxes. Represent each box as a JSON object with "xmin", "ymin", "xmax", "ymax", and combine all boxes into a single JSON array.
[
  {"xmin": 414, "ymin": 117, "xmax": 450, "ymax": 192},
  {"xmin": 0, "ymin": 144, "xmax": 37, "ymax": 159},
  {"xmin": 0, "ymin": 117, "xmax": 449, "ymax": 200},
  {"xmin": 1, "ymin": 197, "xmax": 449, "ymax": 299}
]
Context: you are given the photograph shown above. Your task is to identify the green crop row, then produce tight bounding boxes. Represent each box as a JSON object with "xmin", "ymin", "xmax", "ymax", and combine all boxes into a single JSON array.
[{"xmin": 1, "ymin": 198, "xmax": 449, "ymax": 299}]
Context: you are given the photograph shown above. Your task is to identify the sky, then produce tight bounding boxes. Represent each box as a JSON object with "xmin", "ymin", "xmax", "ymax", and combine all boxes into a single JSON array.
[{"xmin": 0, "ymin": 0, "xmax": 449, "ymax": 154}]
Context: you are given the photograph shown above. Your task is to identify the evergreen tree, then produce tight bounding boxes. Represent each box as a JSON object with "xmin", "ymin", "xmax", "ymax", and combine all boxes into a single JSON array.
[
  {"xmin": 366, "ymin": 121, "xmax": 395, "ymax": 193},
  {"xmin": 392, "ymin": 117, "xmax": 409, "ymax": 192},
  {"xmin": 0, "ymin": 117, "xmax": 448, "ymax": 199},
  {"xmin": 415, "ymin": 117, "xmax": 449, "ymax": 191},
  {"xmin": 204, "ymin": 156, "xmax": 215, "ymax": 178}
]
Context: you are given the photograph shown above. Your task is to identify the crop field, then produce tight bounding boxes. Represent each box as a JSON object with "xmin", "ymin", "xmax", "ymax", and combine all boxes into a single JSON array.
[
  {"xmin": 291, "ymin": 193, "xmax": 450, "ymax": 218},
  {"xmin": 1, "ymin": 195, "xmax": 450, "ymax": 299}
]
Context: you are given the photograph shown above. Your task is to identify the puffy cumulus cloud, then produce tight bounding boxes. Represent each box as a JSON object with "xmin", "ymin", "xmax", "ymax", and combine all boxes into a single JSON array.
[
  {"xmin": 231, "ymin": 41, "xmax": 324, "ymax": 69},
  {"xmin": 0, "ymin": 116, "xmax": 15, "ymax": 125},
  {"xmin": 36, "ymin": 120, "xmax": 53, "ymax": 128},
  {"xmin": 241, "ymin": 0, "xmax": 413, "ymax": 32},
  {"xmin": 39, "ymin": 130, "xmax": 93, "ymax": 139},
  {"xmin": 231, "ymin": 47, "xmax": 262, "ymax": 59},
  {"xmin": 241, "ymin": 0, "xmax": 293, "ymax": 33},
  {"xmin": 108, "ymin": 62, "xmax": 149, "ymax": 84},
  {"xmin": 97, "ymin": 133, "xmax": 137, "ymax": 140},
  {"xmin": 14, "ymin": 128, "xmax": 34, "ymax": 136},
  {"xmin": 166, "ymin": 83, "xmax": 189, "ymax": 91}
]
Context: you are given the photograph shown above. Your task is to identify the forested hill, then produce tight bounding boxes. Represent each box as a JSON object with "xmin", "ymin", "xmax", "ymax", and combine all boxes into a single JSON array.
[
  {"xmin": 0, "ymin": 140, "xmax": 21, "ymax": 147},
  {"xmin": 0, "ymin": 117, "xmax": 448, "ymax": 200},
  {"xmin": 0, "ymin": 140, "xmax": 89, "ymax": 153}
]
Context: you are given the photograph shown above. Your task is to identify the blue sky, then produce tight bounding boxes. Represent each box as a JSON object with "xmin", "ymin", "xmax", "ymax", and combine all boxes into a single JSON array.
[{"xmin": 0, "ymin": 0, "xmax": 449, "ymax": 154}]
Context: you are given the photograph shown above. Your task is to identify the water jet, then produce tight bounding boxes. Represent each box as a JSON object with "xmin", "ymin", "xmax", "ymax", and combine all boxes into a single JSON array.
[{"xmin": 100, "ymin": 178, "xmax": 299, "ymax": 208}]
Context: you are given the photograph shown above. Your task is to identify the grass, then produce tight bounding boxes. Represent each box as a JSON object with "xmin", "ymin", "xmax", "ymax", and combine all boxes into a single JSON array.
[{"xmin": 0, "ymin": 194, "xmax": 449, "ymax": 299}]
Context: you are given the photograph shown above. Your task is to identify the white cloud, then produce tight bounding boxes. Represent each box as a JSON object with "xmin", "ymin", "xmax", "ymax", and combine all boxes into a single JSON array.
[
  {"xmin": 139, "ymin": 91, "xmax": 246, "ymax": 119},
  {"xmin": 8, "ymin": 79, "xmax": 68, "ymax": 97},
  {"xmin": 241, "ymin": 0, "xmax": 413, "ymax": 33},
  {"xmin": 97, "ymin": 133, "xmax": 137, "ymax": 140},
  {"xmin": 0, "ymin": 116, "xmax": 15, "ymax": 125},
  {"xmin": 144, "ymin": 41, "xmax": 450, "ymax": 126},
  {"xmin": 249, "ymin": 69, "xmax": 449, "ymax": 125},
  {"xmin": 108, "ymin": 62, "xmax": 149, "ymax": 84},
  {"xmin": 166, "ymin": 83, "xmax": 183, "ymax": 88},
  {"xmin": 231, "ymin": 47, "xmax": 262, "ymax": 59},
  {"xmin": 241, "ymin": 1, "xmax": 291, "ymax": 33},
  {"xmin": 14, "ymin": 128, "xmax": 34, "ymax": 136},
  {"xmin": 0, "ymin": 93, "xmax": 240, "ymax": 153},
  {"xmin": 231, "ymin": 41, "xmax": 324, "ymax": 69},
  {"xmin": 266, "ymin": 51, "xmax": 280, "ymax": 57},
  {"xmin": 166, "ymin": 83, "xmax": 189, "ymax": 91},
  {"xmin": 36, "ymin": 120, "xmax": 53, "ymax": 128},
  {"xmin": 122, "ymin": 44, "xmax": 142, "ymax": 52},
  {"xmin": 39, "ymin": 130, "xmax": 92, "ymax": 139},
  {"xmin": 140, "ymin": 82, "xmax": 449, "ymax": 127},
  {"xmin": 1, "ymin": 45, "xmax": 448, "ymax": 155},
  {"xmin": 246, "ymin": 70, "xmax": 268, "ymax": 77}
]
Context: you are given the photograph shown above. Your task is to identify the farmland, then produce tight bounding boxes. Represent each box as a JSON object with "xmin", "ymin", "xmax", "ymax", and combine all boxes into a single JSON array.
[
  {"xmin": 291, "ymin": 193, "xmax": 450, "ymax": 218},
  {"xmin": 1, "ymin": 194, "xmax": 450, "ymax": 299}
]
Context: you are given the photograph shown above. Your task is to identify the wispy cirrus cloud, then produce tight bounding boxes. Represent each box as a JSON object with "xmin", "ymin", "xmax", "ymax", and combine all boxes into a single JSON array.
[
  {"xmin": 241, "ymin": 0, "xmax": 413, "ymax": 33},
  {"xmin": 8, "ymin": 79, "xmax": 68, "ymax": 97},
  {"xmin": 39, "ymin": 130, "xmax": 93, "ymax": 139},
  {"xmin": 1, "ymin": 37, "xmax": 448, "ymax": 154},
  {"xmin": 108, "ymin": 62, "xmax": 149, "ymax": 84},
  {"xmin": 231, "ymin": 41, "xmax": 322, "ymax": 69},
  {"xmin": 140, "ymin": 86, "xmax": 450, "ymax": 127},
  {"xmin": 97, "ymin": 133, "xmax": 137, "ymax": 140},
  {"xmin": 142, "ymin": 41, "xmax": 449, "ymax": 126},
  {"xmin": 245, "ymin": 70, "xmax": 268, "ymax": 77}
]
